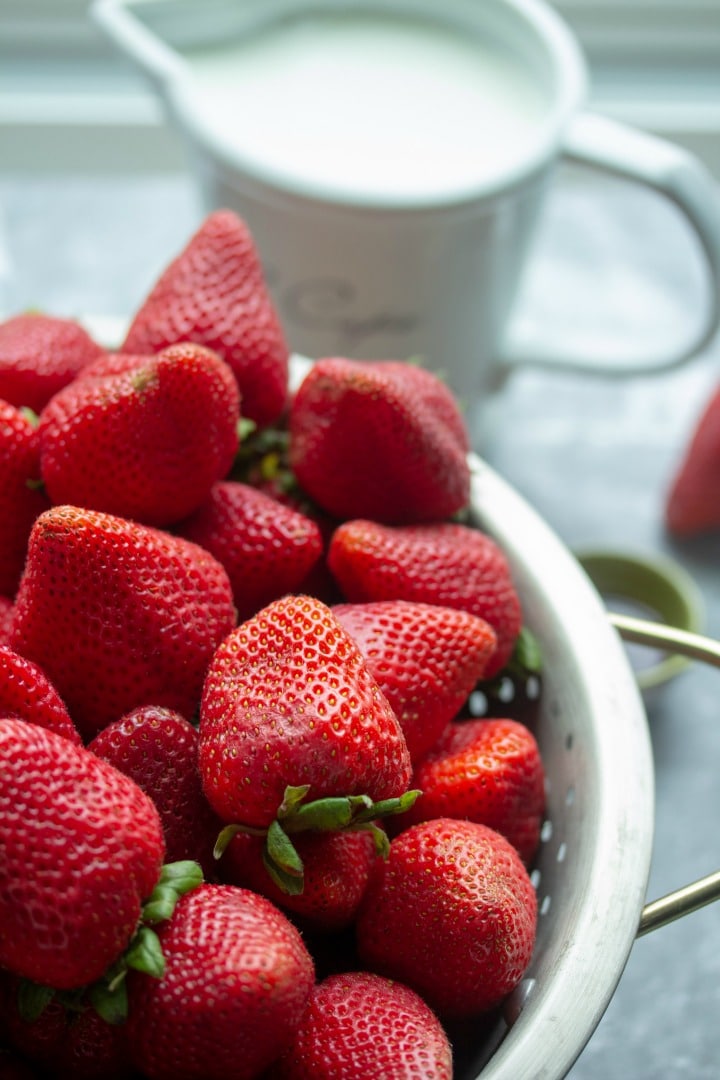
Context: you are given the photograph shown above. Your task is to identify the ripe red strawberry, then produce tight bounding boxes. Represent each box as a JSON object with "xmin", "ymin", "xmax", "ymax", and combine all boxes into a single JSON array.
[
  {"xmin": 176, "ymin": 481, "xmax": 324, "ymax": 622},
  {"xmin": 0, "ymin": 398, "xmax": 50, "ymax": 597},
  {"xmin": 333, "ymin": 600, "xmax": 497, "ymax": 761},
  {"xmin": 89, "ymin": 706, "xmax": 223, "ymax": 879},
  {"xmin": 220, "ymin": 827, "xmax": 379, "ymax": 933},
  {"xmin": 123, "ymin": 210, "xmax": 289, "ymax": 428},
  {"xmin": 0, "ymin": 717, "xmax": 165, "ymax": 990},
  {"xmin": 398, "ymin": 718, "xmax": 546, "ymax": 863},
  {"xmin": 126, "ymin": 884, "xmax": 315, "ymax": 1080},
  {"xmin": 0, "ymin": 643, "xmax": 80, "ymax": 746},
  {"xmin": 38, "ymin": 344, "xmax": 240, "ymax": 527},
  {"xmin": 1, "ymin": 972, "xmax": 134, "ymax": 1080},
  {"xmin": 0, "ymin": 596, "xmax": 14, "ymax": 645},
  {"xmin": 270, "ymin": 971, "xmax": 453, "ymax": 1080},
  {"xmin": 11, "ymin": 505, "xmax": 236, "ymax": 740},
  {"xmin": 328, "ymin": 520, "xmax": 522, "ymax": 678},
  {"xmin": 666, "ymin": 383, "xmax": 720, "ymax": 536},
  {"xmin": 199, "ymin": 594, "xmax": 412, "ymax": 828},
  {"xmin": 0, "ymin": 312, "xmax": 104, "ymax": 412},
  {"xmin": 356, "ymin": 818, "xmax": 537, "ymax": 1017},
  {"xmin": 289, "ymin": 357, "xmax": 471, "ymax": 523}
]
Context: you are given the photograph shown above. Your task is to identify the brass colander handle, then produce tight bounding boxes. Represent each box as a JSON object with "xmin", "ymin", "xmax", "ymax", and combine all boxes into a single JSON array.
[{"xmin": 610, "ymin": 612, "xmax": 720, "ymax": 937}]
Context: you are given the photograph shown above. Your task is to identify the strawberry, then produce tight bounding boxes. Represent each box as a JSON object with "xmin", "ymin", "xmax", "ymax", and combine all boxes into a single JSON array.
[
  {"xmin": 398, "ymin": 718, "xmax": 546, "ymax": 863},
  {"xmin": 199, "ymin": 593, "xmax": 412, "ymax": 822},
  {"xmin": 328, "ymin": 520, "xmax": 522, "ymax": 678},
  {"xmin": 126, "ymin": 883, "xmax": 315, "ymax": 1080},
  {"xmin": 355, "ymin": 818, "xmax": 537, "ymax": 1017},
  {"xmin": 220, "ymin": 827, "xmax": 379, "ymax": 933},
  {"xmin": 665, "ymin": 383, "xmax": 720, "ymax": 536},
  {"xmin": 0, "ymin": 717, "xmax": 165, "ymax": 990},
  {"xmin": 176, "ymin": 481, "xmax": 324, "ymax": 622},
  {"xmin": 1, "ymin": 972, "xmax": 134, "ymax": 1080},
  {"xmin": 0, "ymin": 313, "xmax": 104, "ymax": 412},
  {"xmin": 288, "ymin": 357, "xmax": 471, "ymax": 524},
  {"xmin": 89, "ymin": 706, "xmax": 223, "ymax": 880},
  {"xmin": 199, "ymin": 594, "xmax": 414, "ymax": 889},
  {"xmin": 123, "ymin": 210, "xmax": 289, "ymax": 428},
  {"xmin": 270, "ymin": 971, "xmax": 453, "ymax": 1080},
  {"xmin": 11, "ymin": 505, "xmax": 236, "ymax": 739},
  {"xmin": 38, "ymin": 344, "xmax": 240, "ymax": 527},
  {"xmin": 0, "ymin": 398, "xmax": 50, "ymax": 598},
  {"xmin": 333, "ymin": 600, "xmax": 497, "ymax": 761},
  {"xmin": 0, "ymin": 643, "xmax": 80, "ymax": 746},
  {"xmin": 0, "ymin": 596, "xmax": 14, "ymax": 645}
]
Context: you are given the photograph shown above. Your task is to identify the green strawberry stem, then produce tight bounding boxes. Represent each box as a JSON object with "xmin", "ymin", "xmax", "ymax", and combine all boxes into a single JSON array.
[
  {"xmin": 16, "ymin": 859, "xmax": 204, "ymax": 1027},
  {"xmin": 213, "ymin": 785, "xmax": 421, "ymax": 896}
]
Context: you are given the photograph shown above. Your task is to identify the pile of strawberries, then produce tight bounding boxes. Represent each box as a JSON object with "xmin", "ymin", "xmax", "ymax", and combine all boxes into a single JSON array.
[{"xmin": 0, "ymin": 211, "xmax": 546, "ymax": 1079}]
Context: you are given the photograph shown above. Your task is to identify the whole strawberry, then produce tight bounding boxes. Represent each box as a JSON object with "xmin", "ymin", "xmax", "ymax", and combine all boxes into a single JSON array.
[
  {"xmin": 0, "ymin": 717, "xmax": 165, "ymax": 990},
  {"xmin": 328, "ymin": 519, "xmax": 522, "ymax": 677},
  {"xmin": 123, "ymin": 210, "xmax": 289, "ymax": 428},
  {"xmin": 126, "ymin": 884, "xmax": 315, "ymax": 1080},
  {"xmin": 665, "ymin": 383, "xmax": 720, "ymax": 536},
  {"xmin": 0, "ymin": 643, "xmax": 80, "ymax": 746},
  {"xmin": 356, "ymin": 818, "xmax": 537, "ymax": 1017},
  {"xmin": 11, "ymin": 505, "xmax": 236, "ymax": 739},
  {"xmin": 176, "ymin": 481, "xmax": 324, "ymax": 622},
  {"xmin": 89, "ymin": 706, "xmax": 223, "ymax": 880},
  {"xmin": 333, "ymin": 600, "xmax": 497, "ymax": 761},
  {"xmin": 1, "ymin": 972, "xmax": 135, "ymax": 1080},
  {"xmin": 38, "ymin": 344, "xmax": 240, "ymax": 527},
  {"xmin": 270, "ymin": 971, "xmax": 453, "ymax": 1080},
  {"xmin": 399, "ymin": 718, "xmax": 546, "ymax": 863},
  {"xmin": 0, "ymin": 398, "xmax": 50, "ymax": 597},
  {"xmin": 200, "ymin": 594, "xmax": 411, "ymax": 821},
  {"xmin": 289, "ymin": 357, "xmax": 470, "ymax": 524},
  {"xmin": 199, "ymin": 594, "xmax": 414, "ymax": 890},
  {"xmin": 0, "ymin": 313, "xmax": 104, "ymax": 412},
  {"xmin": 220, "ymin": 828, "xmax": 379, "ymax": 933}
]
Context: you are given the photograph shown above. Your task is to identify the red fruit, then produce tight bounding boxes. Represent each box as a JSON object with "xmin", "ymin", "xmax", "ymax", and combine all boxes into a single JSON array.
[
  {"xmin": 75, "ymin": 350, "xmax": 156, "ymax": 381},
  {"xmin": 0, "ymin": 643, "xmax": 80, "ymax": 746},
  {"xmin": 199, "ymin": 594, "xmax": 411, "ymax": 828},
  {"xmin": 11, "ymin": 505, "xmax": 236, "ymax": 739},
  {"xmin": 399, "ymin": 718, "xmax": 546, "ymax": 863},
  {"xmin": 0, "ymin": 398, "xmax": 50, "ymax": 597},
  {"xmin": 333, "ymin": 600, "xmax": 497, "ymax": 762},
  {"xmin": 38, "ymin": 344, "xmax": 240, "ymax": 527},
  {"xmin": 126, "ymin": 884, "xmax": 315, "ymax": 1080},
  {"xmin": 176, "ymin": 481, "xmax": 324, "ymax": 622},
  {"xmin": 666, "ymin": 383, "xmax": 720, "ymax": 536},
  {"xmin": 0, "ymin": 313, "xmax": 104, "ymax": 412},
  {"xmin": 328, "ymin": 520, "xmax": 522, "ymax": 678},
  {"xmin": 270, "ymin": 971, "xmax": 453, "ymax": 1080},
  {"xmin": 123, "ymin": 210, "xmax": 289, "ymax": 428},
  {"xmin": 356, "ymin": 818, "xmax": 537, "ymax": 1017},
  {"xmin": 289, "ymin": 357, "xmax": 470, "ymax": 524},
  {"xmin": 221, "ymin": 828, "xmax": 379, "ymax": 933},
  {"xmin": 0, "ymin": 596, "xmax": 14, "ymax": 645},
  {"xmin": 89, "ymin": 706, "xmax": 222, "ymax": 879},
  {"xmin": 1, "ymin": 972, "xmax": 134, "ymax": 1080},
  {"xmin": 0, "ymin": 718, "xmax": 165, "ymax": 990}
]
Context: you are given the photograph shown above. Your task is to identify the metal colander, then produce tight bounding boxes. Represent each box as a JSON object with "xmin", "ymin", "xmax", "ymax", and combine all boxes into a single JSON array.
[{"xmin": 464, "ymin": 455, "xmax": 720, "ymax": 1080}]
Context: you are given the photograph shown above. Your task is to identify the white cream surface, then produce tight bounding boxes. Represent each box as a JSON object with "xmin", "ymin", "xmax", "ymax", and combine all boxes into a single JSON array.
[{"xmin": 181, "ymin": 11, "xmax": 550, "ymax": 199}]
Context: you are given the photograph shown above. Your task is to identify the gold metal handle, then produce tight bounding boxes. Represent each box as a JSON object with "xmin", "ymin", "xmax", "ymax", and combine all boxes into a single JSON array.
[{"xmin": 610, "ymin": 612, "xmax": 720, "ymax": 936}]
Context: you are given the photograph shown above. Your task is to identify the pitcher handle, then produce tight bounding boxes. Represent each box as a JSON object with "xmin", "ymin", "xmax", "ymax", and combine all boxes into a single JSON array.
[{"xmin": 500, "ymin": 112, "xmax": 720, "ymax": 374}]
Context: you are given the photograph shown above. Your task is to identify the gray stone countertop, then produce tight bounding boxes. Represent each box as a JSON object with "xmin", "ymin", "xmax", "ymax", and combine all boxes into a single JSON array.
[{"xmin": 1, "ymin": 167, "xmax": 719, "ymax": 1079}]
